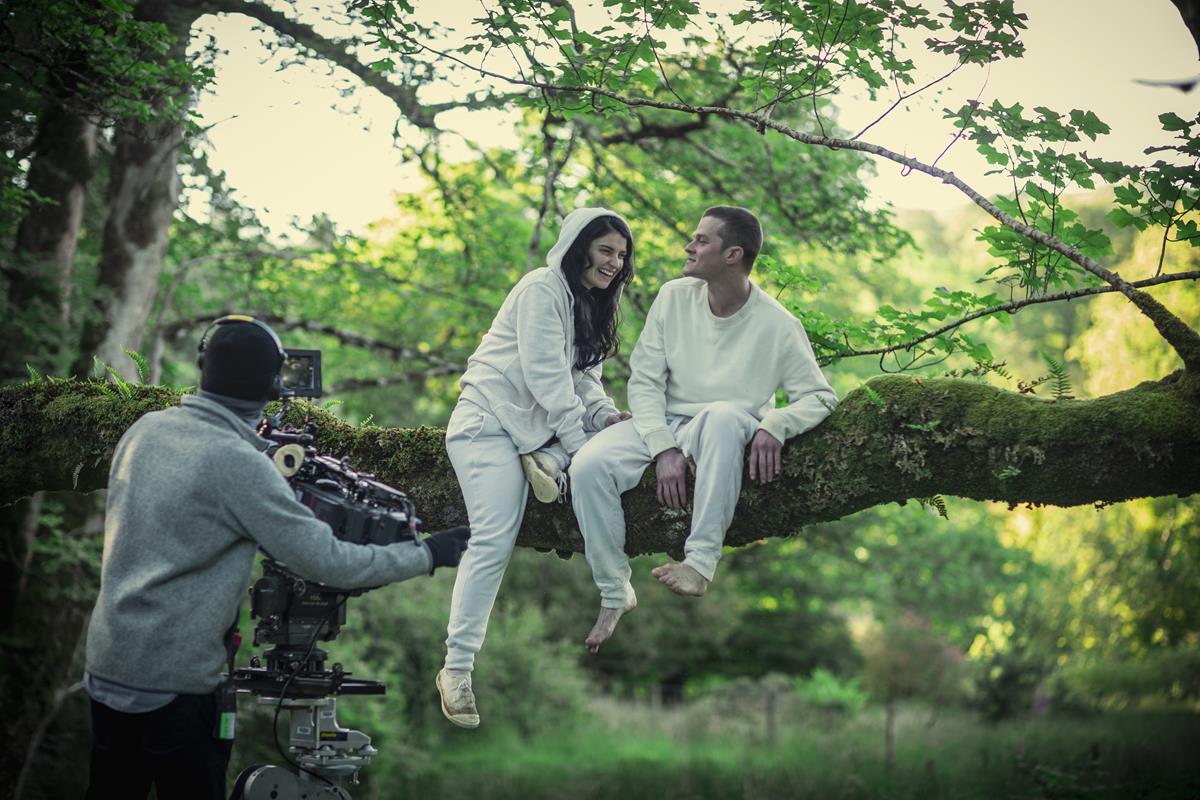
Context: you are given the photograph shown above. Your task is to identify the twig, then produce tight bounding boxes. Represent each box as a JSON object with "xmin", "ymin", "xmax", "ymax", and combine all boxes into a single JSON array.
[{"xmin": 827, "ymin": 270, "xmax": 1200, "ymax": 363}]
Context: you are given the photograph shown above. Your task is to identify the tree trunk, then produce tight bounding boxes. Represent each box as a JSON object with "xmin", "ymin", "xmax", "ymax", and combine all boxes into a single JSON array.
[
  {"xmin": 0, "ymin": 495, "xmax": 42, "ymax": 631},
  {"xmin": 0, "ymin": 101, "xmax": 99, "ymax": 796},
  {"xmin": 2, "ymin": 372, "xmax": 1197, "ymax": 552},
  {"xmin": 884, "ymin": 697, "xmax": 896, "ymax": 770},
  {"xmin": 3, "ymin": 102, "xmax": 97, "ymax": 382},
  {"xmin": 765, "ymin": 687, "xmax": 778, "ymax": 747},
  {"xmin": 15, "ymin": 105, "xmax": 95, "ymax": 325},
  {"xmin": 73, "ymin": 0, "xmax": 204, "ymax": 381},
  {"xmin": 0, "ymin": 2, "xmax": 206, "ymax": 788},
  {"xmin": 0, "ymin": 492, "xmax": 104, "ymax": 793},
  {"xmin": 1, "ymin": 101, "xmax": 98, "ymax": 723}
]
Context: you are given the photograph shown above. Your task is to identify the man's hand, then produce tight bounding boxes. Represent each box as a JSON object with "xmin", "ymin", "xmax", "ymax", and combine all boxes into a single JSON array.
[
  {"xmin": 605, "ymin": 411, "xmax": 632, "ymax": 427},
  {"xmin": 655, "ymin": 448, "xmax": 692, "ymax": 509},
  {"xmin": 424, "ymin": 526, "xmax": 471, "ymax": 573},
  {"xmin": 748, "ymin": 430, "xmax": 782, "ymax": 484}
]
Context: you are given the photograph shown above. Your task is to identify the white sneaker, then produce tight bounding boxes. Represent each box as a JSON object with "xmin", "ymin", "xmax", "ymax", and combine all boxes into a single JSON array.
[
  {"xmin": 436, "ymin": 668, "xmax": 480, "ymax": 728},
  {"xmin": 521, "ymin": 451, "xmax": 567, "ymax": 503}
]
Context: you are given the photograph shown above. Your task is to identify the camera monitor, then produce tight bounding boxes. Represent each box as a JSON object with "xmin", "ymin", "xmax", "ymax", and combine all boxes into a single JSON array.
[{"xmin": 281, "ymin": 349, "xmax": 322, "ymax": 398}]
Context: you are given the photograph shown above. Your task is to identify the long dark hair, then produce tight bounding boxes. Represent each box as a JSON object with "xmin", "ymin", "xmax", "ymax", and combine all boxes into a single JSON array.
[{"xmin": 559, "ymin": 215, "xmax": 635, "ymax": 371}]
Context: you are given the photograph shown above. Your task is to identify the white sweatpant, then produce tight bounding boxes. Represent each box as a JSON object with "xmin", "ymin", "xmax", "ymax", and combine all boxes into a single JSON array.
[
  {"xmin": 569, "ymin": 401, "xmax": 760, "ymax": 607},
  {"xmin": 443, "ymin": 398, "xmax": 572, "ymax": 672}
]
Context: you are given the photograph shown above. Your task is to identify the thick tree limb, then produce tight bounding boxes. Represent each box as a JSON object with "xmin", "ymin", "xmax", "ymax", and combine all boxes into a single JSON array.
[
  {"xmin": 599, "ymin": 115, "xmax": 710, "ymax": 145},
  {"xmin": 1170, "ymin": 0, "xmax": 1200, "ymax": 58},
  {"xmin": 3, "ymin": 374, "xmax": 1197, "ymax": 559},
  {"xmin": 204, "ymin": 0, "xmax": 515, "ymax": 129}
]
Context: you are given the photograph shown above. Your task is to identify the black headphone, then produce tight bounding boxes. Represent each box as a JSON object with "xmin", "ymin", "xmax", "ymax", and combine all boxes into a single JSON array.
[{"xmin": 196, "ymin": 314, "xmax": 286, "ymax": 400}]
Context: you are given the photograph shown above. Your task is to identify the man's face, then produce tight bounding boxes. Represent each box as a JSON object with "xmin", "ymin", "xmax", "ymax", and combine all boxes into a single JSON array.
[{"xmin": 683, "ymin": 216, "xmax": 730, "ymax": 281}]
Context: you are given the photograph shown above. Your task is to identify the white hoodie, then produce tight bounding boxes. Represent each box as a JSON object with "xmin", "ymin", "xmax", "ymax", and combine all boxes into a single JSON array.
[{"xmin": 458, "ymin": 207, "xmax": 624, "ymax": 454}]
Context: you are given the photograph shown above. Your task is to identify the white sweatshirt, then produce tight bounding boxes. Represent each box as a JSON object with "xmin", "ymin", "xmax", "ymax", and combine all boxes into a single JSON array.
[
  {"xmin": 628, "ymin": 277, "xmax": 837, "ymax": 457},
  {"xmin": 458, "ymin": 208, "xmax": 623, "ymax": 455}
]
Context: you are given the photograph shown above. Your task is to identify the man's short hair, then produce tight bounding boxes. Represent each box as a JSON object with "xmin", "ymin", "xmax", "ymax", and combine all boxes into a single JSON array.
[{"xmin": 703, "ymin": 206, "xmax": 763, "ymax": 269}]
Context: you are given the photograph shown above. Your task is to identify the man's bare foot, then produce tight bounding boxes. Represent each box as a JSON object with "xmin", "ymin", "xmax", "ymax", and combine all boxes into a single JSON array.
[
  {"xmin": 585, "ymin": 595, "xmax": 637, "ymax": 654},
  {"xmin": 650, "ymin": 563, "xmax": 708, "ymax": 597}
]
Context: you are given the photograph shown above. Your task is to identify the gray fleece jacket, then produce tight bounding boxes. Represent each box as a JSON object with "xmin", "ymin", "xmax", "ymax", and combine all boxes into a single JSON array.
[{"xmin": 85, "ymin": 394, "xmax": 432, "ymax": 695}]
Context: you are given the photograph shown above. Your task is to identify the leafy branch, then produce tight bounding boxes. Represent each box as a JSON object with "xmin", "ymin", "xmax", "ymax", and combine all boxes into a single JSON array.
[
  {"xmin": 819, "ymin": 271, "xmax": 1200, "ymax": 366},
  {"xmin": 358, "ymin": 1, "xmax": 1200, "ymax": 370}
]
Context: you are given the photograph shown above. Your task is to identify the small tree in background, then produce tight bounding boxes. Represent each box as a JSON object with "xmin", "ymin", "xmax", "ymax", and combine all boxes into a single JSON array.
[{"xmin": 860, "ymin": 611, "xmax": 966, "ymax": 768}]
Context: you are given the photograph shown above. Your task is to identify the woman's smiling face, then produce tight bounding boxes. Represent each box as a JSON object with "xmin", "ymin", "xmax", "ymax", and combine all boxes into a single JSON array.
[{"xmin": 580, "ymin": 231, "xmax": 628, "ymax": 290}]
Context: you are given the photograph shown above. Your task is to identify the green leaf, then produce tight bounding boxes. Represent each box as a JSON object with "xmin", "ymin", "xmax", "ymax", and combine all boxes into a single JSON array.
[
  {"xmin": 862, "ymin": 385, "xmax": 886, "ymax": 408},
  {"xmin": 123, "ymin": 347, "xmax": 149, "ymax": 384},
  {"xmin": 1159, "ymin": 112, "xmax": 1188, "ymax": 132},
  {"xmin": 105, "ymin": 366, "xmax": 134, "ymax": 399},
  {"xmin": 1068, "ymin": 109, "xmax": 1109, "ymax": 141},
  {"xmin": 1112, "ymin": 184, "xmax": 1143, "ymax": 206},
  {"xmin": 1106, "ymin": 207, "xmax": 1148, "ymax": 231}
]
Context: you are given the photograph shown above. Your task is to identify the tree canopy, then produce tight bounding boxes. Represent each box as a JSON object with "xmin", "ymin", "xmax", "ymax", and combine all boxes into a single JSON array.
[{"xmin": 1, "ymin": 1, "xmax": 1199, "ymax": 792}]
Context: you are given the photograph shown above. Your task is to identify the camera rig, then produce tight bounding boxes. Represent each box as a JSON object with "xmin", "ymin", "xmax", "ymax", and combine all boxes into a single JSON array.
[{"xmin": 228, "ymin": 349, "xmax": 424, "ymax": 799}]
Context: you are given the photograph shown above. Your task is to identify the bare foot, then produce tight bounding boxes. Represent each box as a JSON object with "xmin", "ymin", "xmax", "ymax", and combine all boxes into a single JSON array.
[
  {"xmin": 650, "ymin": 563, "xmax": 708, "ymax": 597},
  {"xmin": 585, "ymin": 595, "xmax": 637, "ymax": 654}
]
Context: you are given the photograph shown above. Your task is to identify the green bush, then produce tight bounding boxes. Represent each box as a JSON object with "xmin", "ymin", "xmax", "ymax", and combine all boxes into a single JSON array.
[
  {"xmin": 795, "ymin": 667, "xmax": 868, "ymax": 714},
  {"xmin": 1059, "ymin": 648, "xmax": 1200, "ymax": 709},
  {"xmin": 969, "ymin": 646, "xmax": 1051, "ymax": 720}
]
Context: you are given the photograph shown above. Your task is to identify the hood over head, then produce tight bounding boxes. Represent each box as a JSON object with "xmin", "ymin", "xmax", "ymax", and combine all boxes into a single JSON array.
[{"xmin": 545, "ymin": 207, "xmax": 632, "ymax": 277}]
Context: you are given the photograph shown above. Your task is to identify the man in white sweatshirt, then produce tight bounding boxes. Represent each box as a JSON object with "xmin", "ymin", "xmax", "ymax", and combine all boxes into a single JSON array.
[{"xmin": 569, "ymin": 206, "xmax": 837, "ymax": 652}]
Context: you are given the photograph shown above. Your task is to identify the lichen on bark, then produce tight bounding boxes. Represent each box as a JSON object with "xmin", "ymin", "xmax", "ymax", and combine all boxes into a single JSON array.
[{"xmin": 2, "ymin": 373, "xmax": 1197, "ymax": 558}]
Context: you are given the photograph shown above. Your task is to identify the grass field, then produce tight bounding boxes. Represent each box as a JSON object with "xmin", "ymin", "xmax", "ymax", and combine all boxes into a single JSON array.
[
  {"xmin": 23, "ymin": 690, "xmax": 1200, "ymax": 799},
  {"xmin": 377, "ymin": 699, "xmax": 1200, "ymax": 800}
]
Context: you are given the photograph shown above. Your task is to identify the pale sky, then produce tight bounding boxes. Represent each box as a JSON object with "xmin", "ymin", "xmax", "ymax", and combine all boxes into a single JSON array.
[{"xmin": 190, "ymin": 1, "xmax": 1199, "ymax": 235}]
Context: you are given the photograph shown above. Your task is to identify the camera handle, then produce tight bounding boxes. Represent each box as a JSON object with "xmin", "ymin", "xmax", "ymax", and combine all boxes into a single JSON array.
[
  {"xmin": 230, "ymin": 696, "xmax": 375, "ymax": 800},
  {"xmin": 262, "ymin": 394, "xmax": 292, "ymax": 434}
]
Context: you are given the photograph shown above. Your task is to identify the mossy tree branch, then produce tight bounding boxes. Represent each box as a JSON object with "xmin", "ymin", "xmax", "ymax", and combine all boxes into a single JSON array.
[{"xmin": 3, "ymin": 375, "xmax": 1197, "ymax": 560}]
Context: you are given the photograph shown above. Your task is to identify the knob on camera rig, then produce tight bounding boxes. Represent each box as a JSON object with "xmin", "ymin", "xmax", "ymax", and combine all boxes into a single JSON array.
[{"xmin": 228, "ymin": 349, "xmax": 428, "ymax": 800}]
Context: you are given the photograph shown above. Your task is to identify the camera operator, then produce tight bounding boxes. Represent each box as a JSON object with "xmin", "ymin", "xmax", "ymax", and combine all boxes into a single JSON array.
[{"xmin": 82, "ymin": 316, "xmax": 471, "ymax": 800}]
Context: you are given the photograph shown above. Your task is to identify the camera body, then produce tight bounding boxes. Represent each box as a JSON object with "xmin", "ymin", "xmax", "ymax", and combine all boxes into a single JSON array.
[{"xmin": 231, "ymin": 348, "xmax": 421, "ymax": 699}]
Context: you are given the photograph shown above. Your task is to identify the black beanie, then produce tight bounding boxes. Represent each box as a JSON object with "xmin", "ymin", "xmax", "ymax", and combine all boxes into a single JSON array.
[{"xmin": 199, "ymin": 321, "xmax": 283, "ymax": 401}]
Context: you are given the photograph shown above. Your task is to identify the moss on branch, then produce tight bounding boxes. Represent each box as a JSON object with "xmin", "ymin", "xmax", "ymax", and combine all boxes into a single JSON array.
[{"xmin": 2, "ymin": 373, "xmax": 1197, "ymax": 559}]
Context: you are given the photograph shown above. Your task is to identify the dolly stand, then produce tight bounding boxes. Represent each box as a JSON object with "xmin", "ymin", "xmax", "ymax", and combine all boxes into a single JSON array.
[
  {"xmin": 228, "ymin": 658, "xmax": 385, "ymax": 799},
  {"xmin": 226, "ymin": 554, "xmax": 387, "ymax": 800},
  {"xmin": 232, "ymin": 696, "xmax": 372, "ymax": 799}
]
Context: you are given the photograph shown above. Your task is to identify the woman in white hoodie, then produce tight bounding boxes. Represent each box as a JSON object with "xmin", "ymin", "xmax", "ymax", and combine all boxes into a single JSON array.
[{"xmin": 436, "ymin": 207, "xmax": 634, "ymax": 728}]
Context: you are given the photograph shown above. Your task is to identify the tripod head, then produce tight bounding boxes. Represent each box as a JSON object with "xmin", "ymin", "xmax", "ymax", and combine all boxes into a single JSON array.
[
  {"xmin": 230, "ymin": 557, "xmax": 382, "ymax": 699},
  {"xmin": 228, "ymin": 557, "xmax": 384, "ymax": 797}
]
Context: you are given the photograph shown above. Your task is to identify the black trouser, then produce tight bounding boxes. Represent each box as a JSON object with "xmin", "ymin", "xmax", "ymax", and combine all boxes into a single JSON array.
[{"xmin": 87, "ymin": 693, "xmax": 233, "ymax": 800}]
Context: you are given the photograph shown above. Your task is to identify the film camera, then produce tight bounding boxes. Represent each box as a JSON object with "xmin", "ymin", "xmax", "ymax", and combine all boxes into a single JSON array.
[{"xmin": 228, "ymin": 349, "xmax": 441, "ymax": 800}]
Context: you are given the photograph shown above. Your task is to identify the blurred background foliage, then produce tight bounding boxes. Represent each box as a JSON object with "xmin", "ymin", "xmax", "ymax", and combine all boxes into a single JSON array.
[
  {"xmin": 3, "ymin": 1, "xmax": 1199, "ymax": 798},
  {"xmin": 18, "ymin": 160, "xmax": 1199, "ymax": 799}
]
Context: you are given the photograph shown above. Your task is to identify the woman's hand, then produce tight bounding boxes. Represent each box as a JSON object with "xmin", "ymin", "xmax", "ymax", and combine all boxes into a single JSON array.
[{"xmin": 605, "ymin": 411, "xmax": 632, "ymax": 427}]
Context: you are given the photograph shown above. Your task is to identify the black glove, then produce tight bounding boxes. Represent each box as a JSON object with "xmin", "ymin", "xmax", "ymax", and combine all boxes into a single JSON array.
[{"xmin": 424, "ymin": 526, "xmax": 471, "ymax": 573}]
